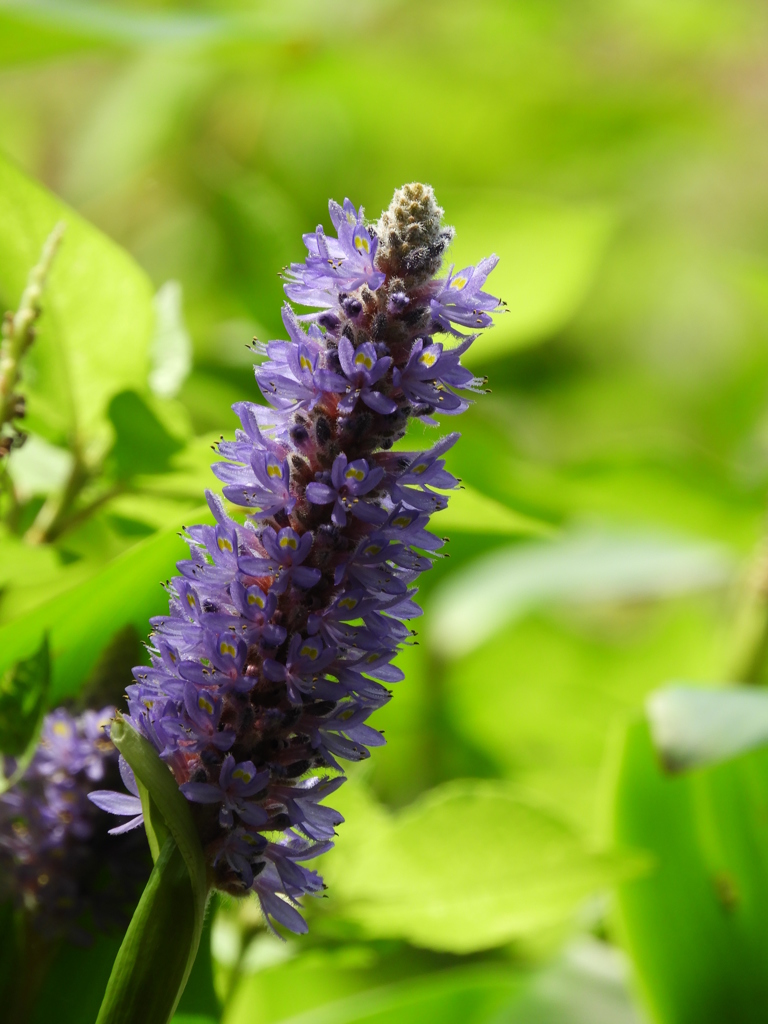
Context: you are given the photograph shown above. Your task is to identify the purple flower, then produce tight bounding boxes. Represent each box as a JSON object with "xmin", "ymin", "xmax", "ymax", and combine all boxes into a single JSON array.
[
  {"xmin": 239, "ymin": 525, "xmax": 321, "ymax": 592},
  {"xmin": 263, "ymin": 633, "xmax": 338, "ymax": 704},
  {"xmin": 284, "ymin": 199, "xmax": 386, "ymax": 310},
  {"xmin": 306, "ymin": 454, "xmax": 386, "ymax": 527},
  {"xmin": 429, "ymin": 256, "xmax": 502, "ymax": 335},
  {"xmin": 181, "ymin": 754, "xmax": 270, "ymax": 829},
  {"xmin": 316, "ymin": 337, "xmax": 396, "ymax": 415}
]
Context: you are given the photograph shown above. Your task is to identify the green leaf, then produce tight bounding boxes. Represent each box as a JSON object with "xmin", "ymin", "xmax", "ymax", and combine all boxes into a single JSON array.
[
  {"xmin": 108, "ymin": 390, "xmax": 185, "ymax": 480},
  {"xmin": 0, "ymin": 153, "xmax": 154, "ymax": 455},
  {"xmin": 429, "ymin": 483, "xmax": 553, "ymax": 537},
  {"xmin": 647, "ymin": 684, "xmax": 768, "ymax": 773},
  {"xmin": 150, "ymin": 282, "xmax": 193, "ymax": 400},
  {"xmin": 444, "ymin": 598, "xmax": 729, "ymax": 835},
  {"xmin": 445, "ymin": 192, "xmax": 616, "ymax": 362},
  {"xmin": 429, "ymin": 526, "xmax": 733, "ymax": 659},
  {"xmin": 612, "ymin": 718, "xmax": 768, "ymax": 1023},
  {"xmin": 0, "ymin": 636, "xmax": 49, "ymax": 787},
  {"xmin": 229, "ymin": 965, "xmax": 522, "ymax": 1024},
  {"xmin": 321, "ymin": 779, "xmax": 642, "ymax": 953},
  {"xmin": 97, "ymin": 717, "xmax": 209, "ymax": 1024},
  {"xmin": 0, "ymin": 505, "xmax": 213, "ymax": 704}
]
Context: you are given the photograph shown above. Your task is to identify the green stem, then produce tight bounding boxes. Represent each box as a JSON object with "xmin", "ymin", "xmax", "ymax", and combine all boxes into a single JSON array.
[
  {"xmin": 24, "ymin": 445, "xmax": 90, "ymax": 544},
  {"xmin": 96, "ymin": 836, "xmax": 198, "ymax": 1024},
  {"xmin": 0, "ymin": 223, "xmax": 65, "ymax": 450}
]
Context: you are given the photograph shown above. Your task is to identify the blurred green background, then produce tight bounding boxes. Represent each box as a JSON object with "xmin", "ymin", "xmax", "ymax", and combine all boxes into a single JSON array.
[{"xmin": 4, "ymin": 1, "xmax": 768, "ymax": 1021}]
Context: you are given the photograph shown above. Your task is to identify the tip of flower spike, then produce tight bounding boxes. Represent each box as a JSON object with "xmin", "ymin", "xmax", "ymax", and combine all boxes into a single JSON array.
[{"xmin": 376, "ymin": 183, "xmax": 454, "ymax": 283}]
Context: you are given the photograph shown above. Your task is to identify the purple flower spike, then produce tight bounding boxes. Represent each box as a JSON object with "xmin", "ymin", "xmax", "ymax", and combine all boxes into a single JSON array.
[
  {"xmin": 0, "ymin": 707, "xmax": 149, "ymax": 943},
  {"xmin": 97, "ymin": 182, "xmax": 499, "ymax": 934}
]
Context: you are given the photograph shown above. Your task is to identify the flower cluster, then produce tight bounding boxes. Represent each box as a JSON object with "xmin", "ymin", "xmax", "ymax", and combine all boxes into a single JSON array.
[
  {"xmin": 0, "ymin": 707, "xmax": 149, "ymax": 943},
  {"xmin": 97, "ymin": 183, "xmax": 501, "ymax": 934}
]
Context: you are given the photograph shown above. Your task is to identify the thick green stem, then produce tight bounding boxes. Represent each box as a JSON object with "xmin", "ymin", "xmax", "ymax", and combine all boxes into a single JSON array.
[
  {"xmin": 96, "ymin": 718, "xmax": 211, "ymax": 1024},
  {"xmin": 96, "ymin": 835, "xmax": 198, "ymax": 1024}
]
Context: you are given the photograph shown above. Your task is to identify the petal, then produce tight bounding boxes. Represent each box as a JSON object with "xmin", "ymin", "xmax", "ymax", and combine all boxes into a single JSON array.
[
  {"xmin": 88, "ymin": 790, "xmax": 143, "ymax": 816},
  {"xmin": 108, "ymin": 814, "xmax": 146, "ymax": 835}
]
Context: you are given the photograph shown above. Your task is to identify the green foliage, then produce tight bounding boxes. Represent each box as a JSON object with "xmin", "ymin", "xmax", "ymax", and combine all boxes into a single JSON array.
[
  {"xmin": 108, "ymin": 390, "xmax": 185, "ymax": 480},
  {"xmin": 0, "ymin": 635, "xmax": 48, "ymax": 770},
  {"xmin": 647, "ymin": 685, "xmax": 768, "ymax": 772},
  {"xmin": 0, "ymin": 153, "xmax": 154, "ymax": 454},
  {"xmin": 0, "ymin": 507, "xmax": 211, "ymax": 702},
  {"xmin": 3, "ymin": 2, "xmax": 768, "ymax": 1021},
  {"xmin": 613, "ymin": 720, "xmax": 768, "ymax": 1024},
  {"xmin": 318, "ymin": 778, "xmax": 644, "ymax": 954}
]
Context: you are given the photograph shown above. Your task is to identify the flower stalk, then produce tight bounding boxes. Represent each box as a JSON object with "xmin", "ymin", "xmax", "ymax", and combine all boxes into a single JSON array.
[
  {"xmin": 95, "ymin": 183, "xmax": 501, "ymax": 1021},
  {"xmin": 0, "ymin": 222, "xmax": 64, "ymax": 460}
]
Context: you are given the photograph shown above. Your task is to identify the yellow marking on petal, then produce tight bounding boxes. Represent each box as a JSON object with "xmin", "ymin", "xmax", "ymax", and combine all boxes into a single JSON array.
[
  {"xmin": 418, "ymin": 350, "xmax": 437, "ymax": 367},
  {"xmin": 187, "ymin": 593, "xmax": 196, "ymax": 607},
  {"xmin": 393, "ymin": 515, "xmax": 411, "ymax": 527},
  {"xmin": 279, "ymin": 535, "xmax": 298, "ymax": 550},
  {"xmin": 354, "ymin": 235, "xmax": 370, "ymax": 254},
  {"xmin": 345, "ymin": 466, "xmax": 366, "ymax": 482},
  {"xmin": 267, "ymin": 462, "xmax": 283, "ymax": 479},
  {"xmin": 450, "ymin": 276, "xmax": 468, "ymax": 289},
  {"xmin": 338, "ymin": 597, "xmax": 358, "ymax": 609},
  {"xmin": 232, "ymin": 768, "xmax": 252, "ymax": 783},
  {"xmin": 220, "ymin": 641, "xmax": 236, "ymax": 657},
  {"xmin": 300, "ymin": 643, "xmax": 320, "ymax": 660},
  {"xmin": 218, "ymin": 537, "xmax": 233, "ymax": 552},
  {"xmin": 412, "ymin": 463, "xmax": 428, "ymax": 475},
  {"xmin": 53, "ymin": 722, "xmax": 70, "ymax": 737},
  {"xmin": 354, "ymin": 352, "xmax": 374, "ymax": 370},
  {"xmin": 198, "ymin": 696, "xmax": 214, "ymax": 715},
  {"xmin": 247, "ymin": 592, "xmax": 266, "ymax": 608},
  {"xmin": 300, "ymin": 354, "xmax": 312, "ymax": 371},
  {"xmin": 365, "ymin": 544, "xmax": 382, "ymax": 556}
]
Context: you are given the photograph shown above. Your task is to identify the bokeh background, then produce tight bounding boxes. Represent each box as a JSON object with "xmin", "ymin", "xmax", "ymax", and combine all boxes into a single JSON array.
[{"xmin": 4, "ymin": 1, "xmax": 768, "ymax": 1021}]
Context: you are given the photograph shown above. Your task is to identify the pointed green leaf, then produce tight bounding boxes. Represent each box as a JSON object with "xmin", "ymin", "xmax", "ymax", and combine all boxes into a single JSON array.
[
  {"xmin": 97, "ymin": 717, "xmax": 209, "ymax": 1024},
  {"xmin": 647, "ymin": 684, "xmax": 768, "ymax": 773},
  {"xmin": 0, "ymin": 505, "xmax": 213, "ymax": 704},
  {"xmin": 612, "ymin": 719, "xmax": 768, "ymax": 1023}
]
